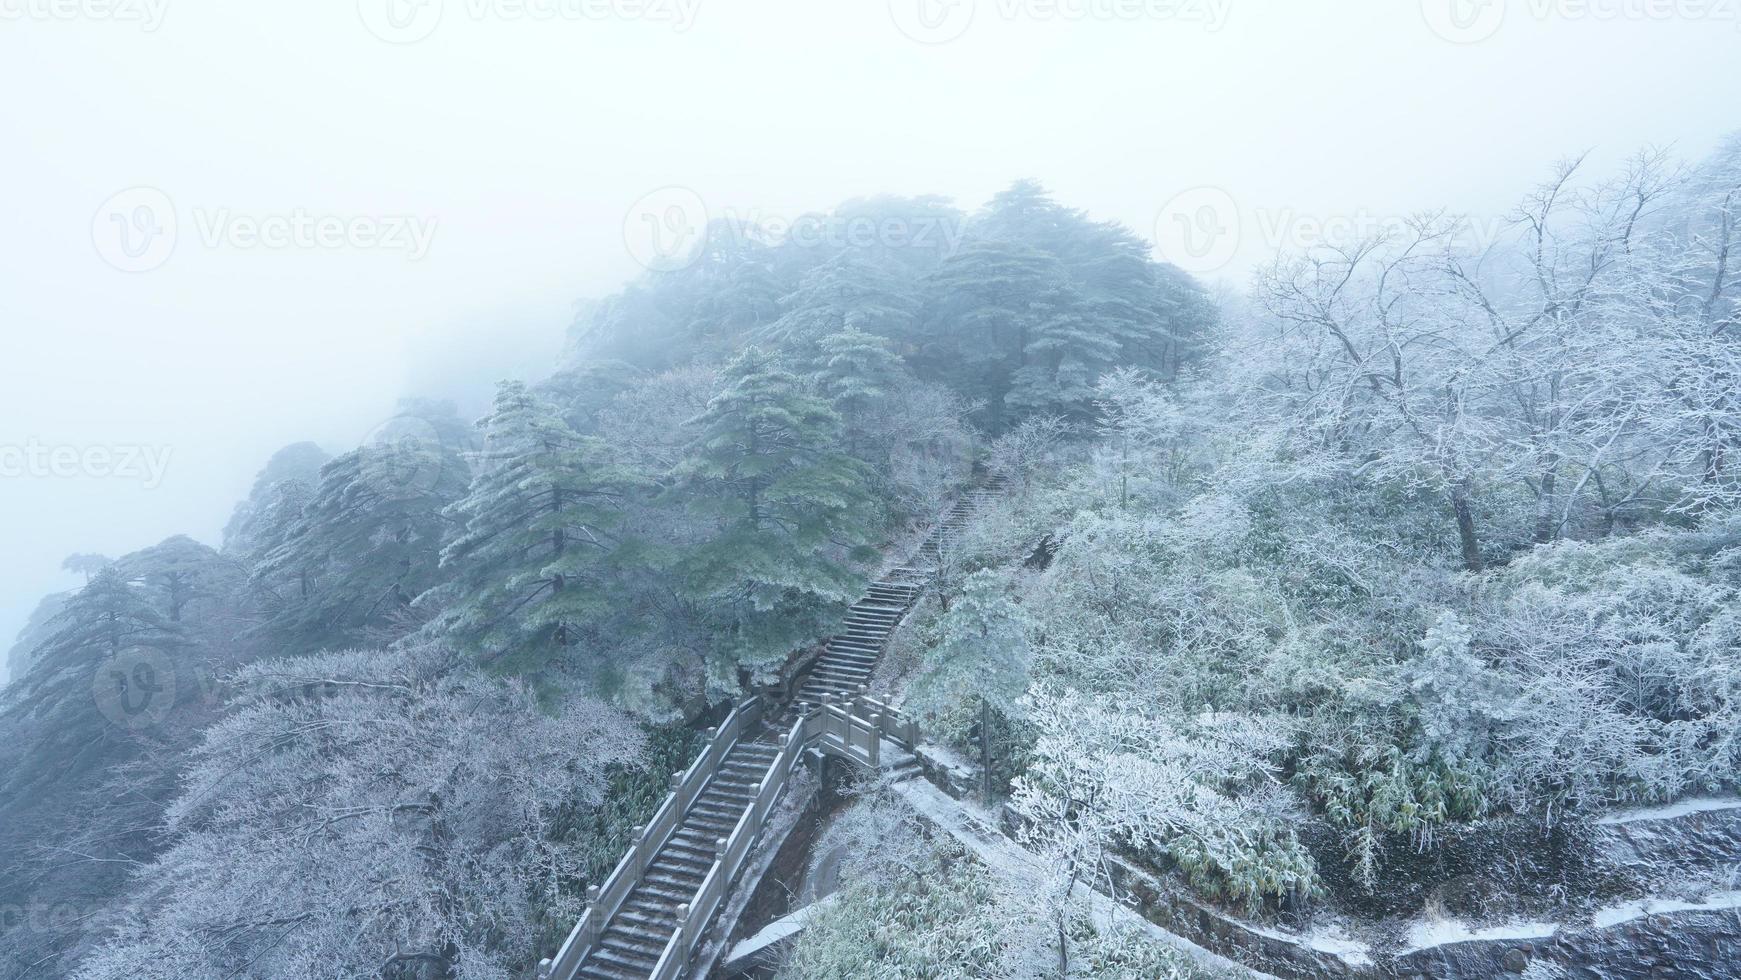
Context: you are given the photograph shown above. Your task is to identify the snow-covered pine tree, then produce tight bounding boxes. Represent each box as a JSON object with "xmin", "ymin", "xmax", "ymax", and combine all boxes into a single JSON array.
[
  {"xmin": 758, "ymin": 252, "xmax": 920, "ymax": 361},
  {"xmin": 421, "ymin": 380, "xmax": 636, "ymax": 669},
  {"xmin": 1007, "ymin": 278, "xmax": 1121, "ymax": 421},
  {"xmin": 251, "ymin": 440, "xmax": 468, "ymax": 653},
  {"xmin": 919, "ymin": 239, "xmax": 1067, "ymax": 432},
  {"xmin": 220, "ymin": 441, "xmax": 331, "ymax": 556},
  {"xmin": 911, "ymin": 569, "xmax": 1033, "ymax": 801},
  {"xmin": 812, "ymin": 327, "xmax": 911, "ymax": 463},
  {"xmin": 674, "ymin": 346, "xmax": 880, "ymax": 687}
]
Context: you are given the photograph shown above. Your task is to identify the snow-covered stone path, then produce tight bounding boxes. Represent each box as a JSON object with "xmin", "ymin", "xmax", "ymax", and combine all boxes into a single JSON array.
[{"xmin": 890, "ymin": 775, "xmax": 1280, "ymax": 979}]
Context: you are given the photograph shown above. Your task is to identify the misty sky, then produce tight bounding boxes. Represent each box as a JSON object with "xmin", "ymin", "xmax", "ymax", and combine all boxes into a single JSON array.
[{"xmin": 1, "ymin": 0, "xmax": 1736, "ymax": 681}]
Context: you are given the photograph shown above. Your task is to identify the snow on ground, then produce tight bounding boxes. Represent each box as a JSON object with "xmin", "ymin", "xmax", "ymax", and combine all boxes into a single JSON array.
[
  {"xmin": 725, "ymin": 894, "xmax": 840, "ymax": 964},
  {"xmin": 1403, "ymin": 918, "xmax": 1559, "ymax": 953},
  {"xmin": 1239, "ymin": 920, "xmax": 1374, "ymax": 968},
  {"xmin": 1594, "ymin": 796, "xmax": 1741, "ymax": 825},
  {"xmin": 916, "ymin": 740, "xmax": 974, "ymax": 774},
  {"xmin": 1588, "ymin": 890, "xmax": 1741, "ymax": 929},
  {"xmin": 891, "ymin": 776, "xmax": 1279, "ymax": 979},
  {"xmin": 1398, "ymin": 888, "xmax": 1741, "ymax": 953}
]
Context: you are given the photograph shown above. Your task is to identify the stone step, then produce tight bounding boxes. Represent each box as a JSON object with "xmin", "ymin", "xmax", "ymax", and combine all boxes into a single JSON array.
[
  {"xmin": 622, "ymin": 896, "xmax": 679, "ymax": 920},
  {"xmin": 843, "ymin": 620, "xmax": 899, "ymax": 632},
  {"xmin": 688, "ymin": 800, "xmax": 746, "ymax": 824},
  {"xmin": 821, "ymin": 654, "xmax": 878, "ymax": 669},
  {"xmin": 668, "ymin": 827, "xmax": 725, "ymax": 850},
  {"xmin": 657, "ymin": 837, "xmax": 714, "ymax": 863},
  {"xmin": 682, "ymin": 812, "xmax": 739, "ymax": 837},
  {"xmin": 577, "ymin": 957, "xmax": 650, "ymax": 980},
  {"xmin": 799, "ymin": 683, "xmax": 859, "ymax": 701},
  {"xmin": 644, "ymin": 868, "xmax": 704, "ymax": 892},
  {"xmin": 603, "ymin": 917, "xmax": 674, "ymax": 947},
  {"xmin": 843, "ymin": 618, "xmax": 895, "ymax": 631},
  {"xmin": 589, "ymin": 940, "xmax": 660, "ymax": 973},
  {"xmin": 723, "ymin": 762, "xmax": 770, "ymax": 780},
  {"xmin": 824, "ymin": 654, "xmax": 879, "ymax": 668},
  {"xmin": 633, "ymin": 879, "xmax": 693, "ymax": 904},
  {"xmin": 709, "ymin": 768, "xmax": 761, "ymax": 789},
  {"xmin": 827, "ymin": 646, "xmax": 880, "ymax": 659}
]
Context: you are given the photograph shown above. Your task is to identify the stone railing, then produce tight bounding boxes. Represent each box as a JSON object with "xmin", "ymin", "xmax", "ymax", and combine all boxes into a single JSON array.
[
  {"xmin": 642, "ymin": 708, "xmax": 813, "ymax": 979},
  {"xmin": 540, "ymin": 693, "xmax": 918, "ymax": 980},
  {"xmin": 808, "ymin": 691, "xmax": 919, "ymax": 767},
  {"xmin": 540, "ymin": 696, "xmax": 765, "ymax": 980}
]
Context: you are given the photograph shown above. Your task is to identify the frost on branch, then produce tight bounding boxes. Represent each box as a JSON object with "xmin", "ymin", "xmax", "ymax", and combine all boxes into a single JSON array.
[{"xmin": 72, "ymin": 643, "xmax": 644, "ymax": 980}]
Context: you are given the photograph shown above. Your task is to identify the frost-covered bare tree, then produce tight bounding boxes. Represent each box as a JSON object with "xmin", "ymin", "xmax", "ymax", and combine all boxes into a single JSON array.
[
  {"xmin": 1246, "ymin": 141, "xmax": 1741, "ymax": 563},
  {"xmin": 1254, "ymin": 218, "xmax": 1509, "ymax": 570},
  {"xmin": 73, "ymin": 643, "xmax": 642, "ymax": 980}
]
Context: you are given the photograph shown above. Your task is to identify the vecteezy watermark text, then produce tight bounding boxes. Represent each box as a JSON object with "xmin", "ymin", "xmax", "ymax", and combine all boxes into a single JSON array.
[
  {"xmin": 1153, "ymin": 186, "xmax": 1514, "ymax": 274},
  {"xmin": 0, "ymin": 0, "xmax": 167, "ymax": 29},
  {"xmin": 623, "ymin": 185, "xmax": 968, "ymax": 271},
  {"xmin": 1421, "ymin": 0, "xmax": 1741, "ymax": 43},
  {"xmin": 191, "ymin": 209, "xmax": 438, "ymax": 259},
  {"xmin": 0, "ymin": 440, "xmax": 173, "ymax": 488},
  {"xmin": 92, "ymin": 187, "xmax": 438, "ymax": 272},
  {"xmin": 357, "ymin": 0, "xmax": 701, "ymax": 43},
  {"xmin": 888, "ymin": 0, "xmax": 1230, "ymax": 45}
]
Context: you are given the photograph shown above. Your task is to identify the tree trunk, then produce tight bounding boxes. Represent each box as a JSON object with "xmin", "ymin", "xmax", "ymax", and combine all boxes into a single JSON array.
[
  {"xmin": 980, "ymin": 699, "xmax": 993, "ymax": 805},
  {"xmin": 1533, "ymin": 463, "xmax": 1558, "ymax": 545},
  {"xmin": 1452, "ymin": 480, "xmax": 1484, "ymax": 572}
]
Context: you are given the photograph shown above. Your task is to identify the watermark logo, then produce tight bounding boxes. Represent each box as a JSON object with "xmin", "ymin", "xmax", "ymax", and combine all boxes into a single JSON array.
[
  {"xmin": 624, "ymin": 185, "xmax": 711, "ymax": 272},
  {"xmin": 359, "ymin": 0, "xmax": 701, "ymax": 42},
  {"xmin": 889, "ymin": 0, "xmax": 976, "ymax": 43},
  {"xmin": 358, "ymin": 0, "xmax": 443, "ymax": 42},
  {"xmin": 1154, "ymin": 190, "xmax": 1513, "ymax": 276},
  {"xmin": 92, "ymin": 648, "xmax": 176, "ymax": 729},
  {"xmin": 890, "ymin": 0, "xmax": 1229, "ymax": 43},
  {"xmin": 93, "ymin": 187, "xmax": 177, "ymax": 273},
  {"xmin": 1421, "ymin": 0, "xmax": 1507, "ymax": 41},
  {"xmin": 359, "ymin": 414, "xmax": 451, "ymax": 499},
  {"xmin": 0, "ymin": 0, "xmax": 168, "ymax": 30},
  {"xmin": 190, "ymin": 208, "xmax": 438, "ymax": 259},
  {"xmin": 1422, "ymin": 0, "xmax": 1740, "ymax": 41},
  {"xmin": 622, "ymin": 187, "xmax": 971, "ymax": 272},
  {"xmin": 1, "ymin": 902, "xmax": 127, "ymax": 939},
  {"xmin": 1154, "ymin": 186, "xmax": 1240, "ymax": 274},
  {"xmin": 93, "ymin": 188, "xmax": 438, "ymax": 270},
  {"xmin": 0, "ymin": 440, "xmax": 174, "ymax": 487}
]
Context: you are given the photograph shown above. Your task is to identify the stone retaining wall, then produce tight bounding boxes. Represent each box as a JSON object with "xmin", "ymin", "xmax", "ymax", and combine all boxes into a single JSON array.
[{"xmin": 910, "ymin": 742, "xmax": 1741, "ymax": 979}]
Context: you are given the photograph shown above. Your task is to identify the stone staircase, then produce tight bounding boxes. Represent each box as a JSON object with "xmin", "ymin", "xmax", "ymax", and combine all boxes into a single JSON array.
[
  {"xmin": 574, "ymin": 738, "xmax": 783, "ymax": 979},
  {"xmin": 793, "ymin": 480, "xmax": 1004, "ymax": 706},
  {"xmin": 550, "ymin": 476, "xmax": 1007, "ymax": 980}
]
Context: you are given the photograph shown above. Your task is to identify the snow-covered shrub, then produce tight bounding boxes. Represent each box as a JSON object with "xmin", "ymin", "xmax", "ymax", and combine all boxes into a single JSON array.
[
  {"xmin": 73, "ymin": 644, "xmax": 644, "ymax": 980},
  {"xmin": 780, "ymin": 789, "xmax": 1228, "ymax": 980},
  {"xmin": 1010, "ymin": 689, "xmax": 1315, "ymax": 915}
]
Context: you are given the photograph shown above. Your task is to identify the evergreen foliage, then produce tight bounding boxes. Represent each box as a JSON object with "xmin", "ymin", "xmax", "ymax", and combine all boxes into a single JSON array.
[
  {"xmin": 674, "ymin": 347, "xmax": 880, "ymax": 683},
  {"xmin": 421, "ymin": 381, "xmax": 637, "ymax": 669}
]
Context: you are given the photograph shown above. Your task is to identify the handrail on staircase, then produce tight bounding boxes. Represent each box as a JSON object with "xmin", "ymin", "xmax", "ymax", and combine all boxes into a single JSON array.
[
  {"xmin": 647, "ymin": 709, "xmax": 813, "ymax": 979},
  {"xmin": 541, "ymin": 693, "xmax": 928, "ymax": 979},
  {"xmin": 541, "ymin": 695, "xmax": 764, "ymax": 980},
  {"xmin": 538, "ymin": 474, "xmax": 1001, "ymax": 979}
]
